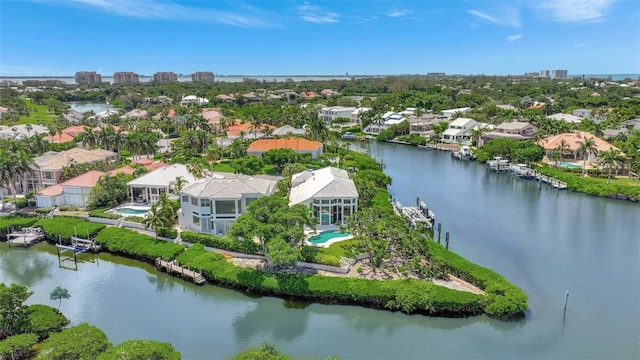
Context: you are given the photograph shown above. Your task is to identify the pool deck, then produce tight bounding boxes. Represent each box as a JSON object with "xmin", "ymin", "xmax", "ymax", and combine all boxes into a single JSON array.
[{"xmin": 304, "ymin": 228, "xmax": 354, "ymax": 248}]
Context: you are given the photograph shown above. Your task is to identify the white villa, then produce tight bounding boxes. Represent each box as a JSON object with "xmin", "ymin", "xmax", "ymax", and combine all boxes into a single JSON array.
[
  {"xmin": 440, "ymin": 107, "xmax": 471, "ymax": 119},
  {"xmin": 441, "ymin": 118, "xmax": 477, "ymax": 144},
  {"xmin": 126, "ymin": 164, "xmax": 197, "ymax": 204},
  {"xmin": 289, "ymin": 167, "xmax": 358, "ymax": 226},
  {"xmin": 317, "ymin": 106, "xmax": 357, "ymax": 123},
  {"xmin": 547, "ymin": 113, "xmax": 583, "ymax": 124},
  {"xmin": 180, "ymin": 95, "xmax": 209, "ymax": 106},
  {"xmin": 178, "ymin": 173, "xmax": 281, "ymax": 235}
]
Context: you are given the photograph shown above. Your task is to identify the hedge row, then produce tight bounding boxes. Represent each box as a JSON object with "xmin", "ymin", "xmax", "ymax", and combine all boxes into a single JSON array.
[
  {"xmin": 156, "ymin": 227, "xmax": 178, "ymax": 239},
  {"xmin": 181, "ymin": 231, "xmax": 260, "ymax": 254},
  {"xmin": 177, "ymin": 244, "xmax": 484, "ymax": 316},
  {"xmin": 537, "ymin": 165, "xmax": 640, "ymax": 200},
  {"xmin": 88, "ymin": 208, "xmax": 121, "ymax": 220},
  {"xmin": 426, "ymin": 241, "xmax": 528, "ymax": 319},
  {"xmin": 34, "ymin": 217, "xmax": 105, "ymax": 243},
  {"xmin": 0, "ymin": 216, "xmax": 38, "ymax": 238},
  {"xmin": 95, "ymin": 227, "xmax": 184, "ymax": 262}
]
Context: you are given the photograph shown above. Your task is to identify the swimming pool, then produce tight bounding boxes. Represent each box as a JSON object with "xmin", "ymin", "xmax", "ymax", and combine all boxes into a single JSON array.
[
  {"xmin": 558, "ymin": 161, "xmax": 582, "ymax": 169},
  {"xmin": 110, "ymin": 206, "xmax": 151, "ymax": 216},
  {"xmin": 307, "ymin": 230, "xmax": 351, "ymax": 244}
]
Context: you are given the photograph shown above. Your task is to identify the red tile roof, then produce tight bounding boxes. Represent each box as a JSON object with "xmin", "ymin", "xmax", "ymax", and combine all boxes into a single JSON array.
[
  {"xmin": 227, "ymin": 122, "xmax": 275, "ymax": 137},
  {"xmin": 37, "ymin": 170, "xmax": 105, "ymax": 196},
  {"xmin": 247, "ymin": 137, "xmax": 323, "ymax": 152},
  {"xmin": 538, "ymin": 131, "xmax": 620, "ymax": 153},
  {"xmin": 44, "ymin": 132, "xmax": 75, "ymax": 144},
  {"xmin": 62, "ymin": 125, "xmax": 89, "ymax": 137}
]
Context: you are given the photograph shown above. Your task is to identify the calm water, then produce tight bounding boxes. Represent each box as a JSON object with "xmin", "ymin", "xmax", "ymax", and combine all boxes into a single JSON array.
[
  {"xmin": 64, "ymin": 101, "xmax": 117, "ymax": 114},
  {"xmin": 1, "ymin": 142, "xmax": 639, "ymax": 359}
]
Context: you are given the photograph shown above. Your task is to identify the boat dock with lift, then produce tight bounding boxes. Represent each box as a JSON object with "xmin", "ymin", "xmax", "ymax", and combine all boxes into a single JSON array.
[
  {"xmin": 487, "ymin": 158, "xmax": 567, "ymax": 190},
  {"xmin": 392, "ymin": 197, "xmax": 435, "ymax": 230},
  {"xmin": 6, "ymin": 227, "xmax": 45, "ymax": 247}
]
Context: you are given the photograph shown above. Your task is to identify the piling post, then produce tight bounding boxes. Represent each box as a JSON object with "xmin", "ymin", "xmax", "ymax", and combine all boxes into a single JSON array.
[
  {"xmin": 564, "ymin": 291, "xmax": 570, "ymax": 311},
  {"xmin": 539, "ymin": 172, "xmax": 542, "ymax": 190},
  {"xmin": 445, "ymin": 232, "xmax": 450, "ymax": 249},
  {"xmin": 416, "ymin": 197, "xmax": 420, "ymax": 207},
  {"xmin": 437, "ymin": 223, "xmax": 441, "ymax": 244}
]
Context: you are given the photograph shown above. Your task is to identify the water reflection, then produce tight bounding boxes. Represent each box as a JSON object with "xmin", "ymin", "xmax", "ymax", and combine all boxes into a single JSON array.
[
  {"xmin": 0, "ymin": 246, "xmax": 52, "ymax": 286},
  {"xmin": 233, "ymin": 300, "xmax": 310, "ymax": 343}
]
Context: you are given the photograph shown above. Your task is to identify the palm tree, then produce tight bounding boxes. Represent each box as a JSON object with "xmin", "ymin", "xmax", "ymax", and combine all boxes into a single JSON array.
[
  {"xmin": 577, "ymin": 137, "xmax": 598, "ymax": 177},
  {"xmin": 171, "ymin": 176, "xmax": 188, "ymax": 194},
  {"xmin": 186, "ymin": 160, "xmax": 207, "ymax": 180},
  {"xmin": 552, "ymin": 139, "xmax": 571, "ymax": 166},
  {"xmin": 598, "ymin": 149, "xmax": 626, "ymax": 184},
  {"xmin": 142, "ymin": 203, "xmax": 163, "ymax": 238}
]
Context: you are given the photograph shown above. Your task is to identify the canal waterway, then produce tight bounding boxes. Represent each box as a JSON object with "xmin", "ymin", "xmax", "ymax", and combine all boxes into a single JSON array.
[{"xmin": 1, "ymin": 142, "xmax": 639, "ymax": 359}]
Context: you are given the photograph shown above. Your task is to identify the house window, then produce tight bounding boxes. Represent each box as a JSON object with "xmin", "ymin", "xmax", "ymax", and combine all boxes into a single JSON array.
[
  {"xmin": 245, "ymin": 197, "xmax": 258, "ymax": 209},
  {"xmin": 200, "ymin": 199, "xmax": 211, "ymax": 207},
  {"xmin": 215, "ymin": 200, "xmax": 236, "ymax": 215},
  {"xmin": 182, "ymin": 195, "xmax": 189, "ymax": 203},
  {"xmin": 191, "ymin": 196, "xmax": 198, "ymax": 205},
  {"xmin": 42, "ymin": 171, "xmax": 53, "ymax": 180},
  {"xmin": 344, "ymin": 199, "xmax": 351, "ymax": 204},
  {"xmin": 192, "ymin": 215, "xmax": 200, "ymax": 226}
]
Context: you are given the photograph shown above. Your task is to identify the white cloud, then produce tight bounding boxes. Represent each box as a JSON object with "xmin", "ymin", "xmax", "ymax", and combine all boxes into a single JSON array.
[
  {"xmin": 574, "ymin": 42, "xmax": 589, "ymax": 48},
  {"xmin": 52, "ymin": 0, "xmax": 273, "ymax": 28},
  {"xmin": 387, "ymin": 10, "xmax": 409, "ymax": 18},
  {"xmin": 467, "ymin": 7, "xmax": 521, "ymax": 27},
  {"xmin": 507, "ymin": 34, "xmax": 523, "ymax": 42},
  {"xmin": 536, "ymin": 0, "xmax": 616, "ymax": 23},
  {"xmin": 298, "ymin": 2, "xmax": 340, "ymax": 24}
]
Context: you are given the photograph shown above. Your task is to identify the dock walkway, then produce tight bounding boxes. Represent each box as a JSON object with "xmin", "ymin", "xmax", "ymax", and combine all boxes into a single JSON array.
[
  {"xmin": 155, "ymin": 258, "xmax": 206, "ymax": 285},
  {"xmin": 7, "ymin": 227, "xmax": 45, "ymax": 247}
]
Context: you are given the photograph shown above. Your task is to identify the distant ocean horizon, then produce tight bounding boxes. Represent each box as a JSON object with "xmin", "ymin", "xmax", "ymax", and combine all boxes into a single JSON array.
[{"xmin": 1, "ymin": 73, "xmax": 638, "ymax": 85}]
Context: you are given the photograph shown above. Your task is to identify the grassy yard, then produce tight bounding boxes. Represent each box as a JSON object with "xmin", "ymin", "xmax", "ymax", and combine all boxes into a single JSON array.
[
  {"xmin": 211, "ymin": 162, "xmax": 235, "ymax": 173},
  {"xmin": 17, "ymin": 100, "xmax": 57, "ymax": 125},
  {"xmin": 372, "ymin": 187, "xmax": 393, "ymax": 211}
]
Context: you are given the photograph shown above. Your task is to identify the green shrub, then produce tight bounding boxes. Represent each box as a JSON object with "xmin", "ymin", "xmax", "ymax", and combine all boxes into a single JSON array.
[
  {"xmin": 34, "ymin": 217, "xmax": 105, "ymax": 243},
  {"xmin": 97, "ymin": 340, "xmax": 181, "ymax": 360},
  {"xmin": 95, "ymin": 227, "xmax": 184, "ymax": 262},
  {"xmin": 156, "ymin": 227, "xmax": 178, "ymax": 239},
  {"xmin": 88, "ymin": 208, "xmax": 120, "ymax": 220},
  {"xmin": 58, "ymin": 205, "xmax": 79, "ymax": 212},
  {"xmin": 301, "ymin": 248, "xmax": 341, "ymax": 266},
  {"xmin": 177, "ymin": 244, "xmax": 483, "ymax": 316},
  {"xmin": 27, "ymin": 304, "xmax": 70, "ymax": 340},
  {"xmin": 0, "ymin": 216, "xmax": 38, "ymax": 238},
  {"xmin": 0, "ymin": 333, "xmax": 39, "ymax": 360},
  {"xmin": 427, "ymin": 241, "xmax": 528, "ymax": 319},
  {"xmin": 123, "ymin": 216, "xmax": 144, "ymax": 223},
  {"xmin": 181, "ymin": 231, "xmax": 260, "ymax": 254},
  {"xmin": 35, "ymin": 207, "xmax": 53, "ymax": 214},
  {"xmin": 37, "ymin": 323, "xmax": 110, "ymax": 360}
]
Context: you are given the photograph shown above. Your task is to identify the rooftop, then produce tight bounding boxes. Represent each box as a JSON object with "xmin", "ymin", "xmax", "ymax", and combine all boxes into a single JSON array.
[
  {"xmin": 181, "ymin": 173, "xmax": 281, "ymax": 199},
  {"xmin": 289, "ymin": 167, "xmax": 358, "ymax": 206},
  {"xmin": 247, "ymin": 137, "xmax": 323, "ymax": 152}
]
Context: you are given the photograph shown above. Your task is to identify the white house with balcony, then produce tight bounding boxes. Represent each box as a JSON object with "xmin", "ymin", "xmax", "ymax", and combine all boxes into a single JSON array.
[
  {"xmin": 289, "ymin": 167, "xmax": 358, "ymax": 226},
  {"xmin": 317, "ymin": 106, "xmax": 357, "ymax": 123},
  {"xmin": 178, "ymin": 173, "xmax": 281, "ymax": 235},
  {"xmin": 441, "ymin": 118, "xmax": 478, "ymax": 144}
]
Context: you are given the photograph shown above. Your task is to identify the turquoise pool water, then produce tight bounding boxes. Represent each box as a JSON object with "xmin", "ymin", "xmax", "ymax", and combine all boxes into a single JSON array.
[
  {"xmin": 113, "ymin": 207, "xmax": 150, "ymax": 215},
  {"xmin": 559, "ymin": 161, "xmax": 582, "ymax": 169},
  {"xmin": 308, "ymin": 230, "xmax": 351, "ymax": 244}
]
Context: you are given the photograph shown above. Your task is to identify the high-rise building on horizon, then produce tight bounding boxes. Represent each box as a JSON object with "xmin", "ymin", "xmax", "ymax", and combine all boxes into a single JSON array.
[
  {"xmin": 192, "ymin": 71, "xmax": 214, "ymax": 83},
  {"xmin": 539, "ymin": 70, "xmax": 550, "ymax": 78},
  {"xmin": 524, "ymin": 72, "xmax": 538, "ymax": 77},
  {"xmin": 113, "ymin": 71, "xmax": 140, "ymax": 84},
  {"xmin": 551, "ymin": 69, "xmax": 568, "ymax": 79},
  {"xmin": 153, "ymin": 71, "xmax": 178, "ymax": 83},
  {"xmin": 75, "ymin": 71, "xmax": 102, "ymax": 85}
]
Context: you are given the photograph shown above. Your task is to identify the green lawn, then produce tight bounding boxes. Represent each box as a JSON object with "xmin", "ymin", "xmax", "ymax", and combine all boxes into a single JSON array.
[
  {"xmin": 371, "ymin": 187, "xmax": 393, "ymax": 211},
  {"xmin": 211, "ymin": 162, "xmax": 235, "ymax": 173},
  {"xmin": 17, "ymin": 100, "xmax": 57, "ymax": 125}
]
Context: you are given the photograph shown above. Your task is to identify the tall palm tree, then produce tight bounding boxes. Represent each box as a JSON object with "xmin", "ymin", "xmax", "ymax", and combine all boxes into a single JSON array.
[
  {"xmin": 171, "ymin": 176, "xmax": 188, "ymax": 194},
  {"xmin": 577, "ymin": 137, "xmax": 598, "ymax": 177},
  {"xmin": 552, "ymin": 139, "xmax": 571, "ymax": 166},
  {"xmin": 186, "ymin": 160, "xmax": 207, "ymax": 180},
  {"xmin": 598, "ymin": 149, "xmax": 626, "ymax": 184}
]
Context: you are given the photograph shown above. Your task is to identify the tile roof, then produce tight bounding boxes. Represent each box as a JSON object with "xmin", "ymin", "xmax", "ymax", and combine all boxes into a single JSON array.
[
  {"xmin": 126, "ymin": 164, "xmax": 196, "ymax": 187},
  {"xmin": 62, "ymin": 125, "xmax": 90, "ymax": 137},
  {"xmin": 34, "ymin": 148, "xmax": 116, "ymax": 171},
  {"xmin": 180, "ymin": 173, "xmax": 281, "ymax": 199},
  {"xmin": 247, "ymin": 137, "xmax": 323, "ymax": 152},
  {"xmin": 227, "ymin": 122, "xmax": 275, "ymax": 137},
  {"xmin": 44, "ymin": 132, "xmax": 75, "ymax": 144},
  {"xmin": 538, "ymin": 131, "xmax": 620, "ymax": 153},
  {"xmin": 37, "ymin": 170, "xmax": 105, "ymax": 196}
]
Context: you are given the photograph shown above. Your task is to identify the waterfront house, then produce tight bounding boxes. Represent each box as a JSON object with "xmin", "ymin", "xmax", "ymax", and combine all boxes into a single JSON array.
[
  {"xmin": 178, "ymin": 173, "xmax": 281, "ymax": 235},
  {"xmin": 34, "ymin": 168, "xmax": 131, "ymax": 208},
  {"xmin": 121, "ymin": 109, "xmax": 148, "ymax": 119},
  {"xmin": 538, "ymin": 131, "xmax": 620, "ymax": 163},
  {"xmin": 126, "ymin": 164, "xmax": 197, "ymax": 204},
  {"xmin": 317, "ymin": 106, "xmax": 357, "ymax": 123},
  {"xmin": 441, "ymin": 118, "xmax": 477, "ymax": 144},
  {"xmin": 247, "ymin": 137, "xmax": 323, "ymax": 159},
  {"xmin": 62, "ymin": 109, "xmax": 84, "ymax": 123},
  {"xmin": 480, "ymin": 122, "xmax": 538, "ymax": 146},
  {"xmin": 271, "ymin": 125, "xmax": 306, "ymax": 137},
  {"xmin": 289, "ymin": 167, "xmax": 358, "ymax": 226},
  {"xmin": 25, "ymin": 148, "xmax": 116, "ymax": 192},
  {"xmin": 572, "ymin": 109, "xmax": 592, "ymax": 118}
]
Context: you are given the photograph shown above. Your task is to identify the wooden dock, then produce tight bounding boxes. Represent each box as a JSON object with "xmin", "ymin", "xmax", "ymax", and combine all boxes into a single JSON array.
[
  {"xmin": 7, "ymin": 227, "xmax": 45, "ymax": 247},
  {"xmin": 486, "ymin": 161, "xmax": 568, "ymax": 190},
  {"xmin": 155, "ymin": 258, "xmax": 206, "ymax": 285}
]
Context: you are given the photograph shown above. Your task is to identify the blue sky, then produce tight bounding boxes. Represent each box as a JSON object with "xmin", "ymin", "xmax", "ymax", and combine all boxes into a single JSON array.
[{"xmin": 1, "ymin": 0, "xmax": 639, "ymax": 76}]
